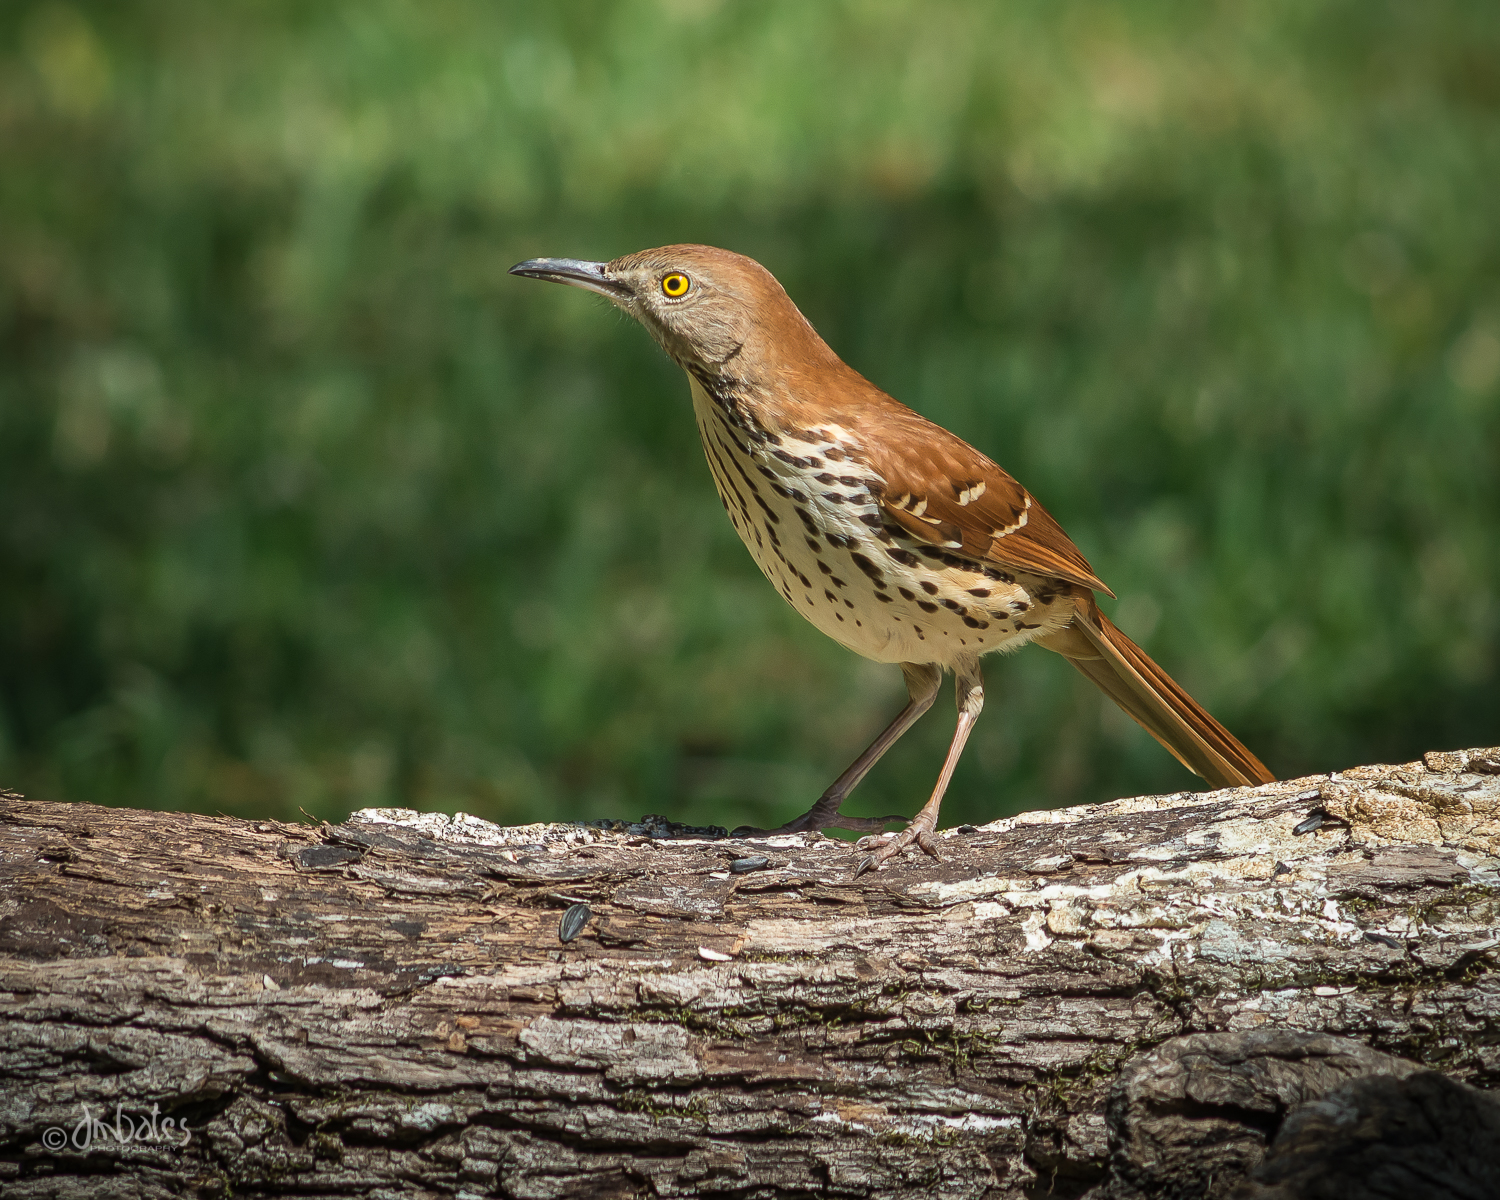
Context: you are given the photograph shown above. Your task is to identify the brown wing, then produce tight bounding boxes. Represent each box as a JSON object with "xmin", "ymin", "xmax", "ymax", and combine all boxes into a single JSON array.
[{"xmin": 861, "ymin": 411, "xmax": 1114, "ymax": 597}]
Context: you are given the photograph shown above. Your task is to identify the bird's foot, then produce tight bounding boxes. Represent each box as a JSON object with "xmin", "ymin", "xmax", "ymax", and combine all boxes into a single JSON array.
[
  {"xmin": 852, "ymin": 815, "xmax": 941, "ymax": 876},
  {"xmin": 730, "ymin": 805, "xmax": 905, "ymax": 838}
]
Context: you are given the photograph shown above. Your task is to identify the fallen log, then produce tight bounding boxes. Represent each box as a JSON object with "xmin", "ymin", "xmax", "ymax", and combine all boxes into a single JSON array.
[{"xmin": 0, "ymin": 747, "xmax": 1497, "ymax": 1198}]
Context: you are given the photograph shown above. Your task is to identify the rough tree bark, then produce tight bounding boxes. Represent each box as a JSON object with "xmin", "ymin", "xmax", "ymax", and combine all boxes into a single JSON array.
[{"xmin": 1, "ymin": 748, "xmax": 1497, "ymax": 1199}]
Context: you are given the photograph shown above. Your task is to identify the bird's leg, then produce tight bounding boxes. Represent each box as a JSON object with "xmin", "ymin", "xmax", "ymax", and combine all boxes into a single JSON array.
[
  {"xmin": 733, "ymin": 663, "xmax": 942, "ymax": 836},
  {"xmin": 854, "ymin": 661, "xmax": 984, "ymax": 875}
]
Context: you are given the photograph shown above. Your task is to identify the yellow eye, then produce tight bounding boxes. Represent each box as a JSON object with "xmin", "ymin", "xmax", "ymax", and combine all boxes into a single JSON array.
[{"xmin": 661, "ymin": 272, "xmax": 690, "ymax": 298}]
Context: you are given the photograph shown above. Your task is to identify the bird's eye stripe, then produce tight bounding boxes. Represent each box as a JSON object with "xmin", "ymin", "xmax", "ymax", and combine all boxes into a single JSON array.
[{"xmin": 661, "ymin": 272, "xmax": 690, "ymax": 297}]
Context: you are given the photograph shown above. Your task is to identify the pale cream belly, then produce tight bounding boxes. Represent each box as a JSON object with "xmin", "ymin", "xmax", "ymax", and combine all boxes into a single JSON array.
[{"xmin": 687, "ymin": 378, "xmax": 1075, "ymax": 667}]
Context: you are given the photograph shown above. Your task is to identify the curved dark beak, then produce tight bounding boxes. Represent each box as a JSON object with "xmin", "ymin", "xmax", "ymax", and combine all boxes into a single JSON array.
[{"xmin": 508, "ymin": 257, "xmax": 630, "ymax": 299}]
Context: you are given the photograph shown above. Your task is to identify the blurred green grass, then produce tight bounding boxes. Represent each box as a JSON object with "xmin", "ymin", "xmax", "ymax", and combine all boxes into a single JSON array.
[{"xmin": 1, "ymin": 0, "xmax": 1496, "ymax": 830}]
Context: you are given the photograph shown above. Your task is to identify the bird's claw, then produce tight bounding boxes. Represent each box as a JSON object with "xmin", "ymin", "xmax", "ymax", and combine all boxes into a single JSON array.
[
  {"xmin": 731, "ymin": 811, "xmax": 905, "ymax": 838},
  {"xmin": 850, "ymin": 822, "xmax": 941, "ymax": 876}
]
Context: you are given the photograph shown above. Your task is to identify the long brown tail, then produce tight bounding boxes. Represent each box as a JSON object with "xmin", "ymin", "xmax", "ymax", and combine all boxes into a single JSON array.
[{"xmin": 1039, "ymin": 600, "xmax": 1275, "ymax": 789}]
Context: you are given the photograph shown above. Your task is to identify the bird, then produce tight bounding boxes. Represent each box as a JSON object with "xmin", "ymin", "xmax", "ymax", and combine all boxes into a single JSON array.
[{"xmin": 510, "ymin": 245, "xmax": 1275, "ymax": 873}]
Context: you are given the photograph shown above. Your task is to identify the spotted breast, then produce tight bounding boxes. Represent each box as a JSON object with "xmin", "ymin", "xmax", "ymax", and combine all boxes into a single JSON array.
[{"xmin": 687, "ymin": 376, "xmax": 1076, "ymax": 667}]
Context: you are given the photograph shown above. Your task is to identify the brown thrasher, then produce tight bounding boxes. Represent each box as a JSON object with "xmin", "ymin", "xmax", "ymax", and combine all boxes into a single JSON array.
[{"xmin": 511, "ymin": 245, "xmax": 1275, "ymax": 872}]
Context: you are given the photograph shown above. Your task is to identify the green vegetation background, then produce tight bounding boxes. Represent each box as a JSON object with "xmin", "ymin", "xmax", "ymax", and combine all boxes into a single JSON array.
[{"xmin": 2, "ymin": 1, "xmax": 1497, "ymax": 831}]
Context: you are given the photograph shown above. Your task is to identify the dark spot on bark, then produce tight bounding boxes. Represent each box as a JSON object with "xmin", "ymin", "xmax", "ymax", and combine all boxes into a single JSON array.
[
  {"xmin": 920, "ymin": 581, "xmax": 938, "ymax": 595},
  {"xmin": 899, "ymin": 587, "xmax": 917, "ymax": 601},
  {"xmin": 918, "ymin": 601, "xmax": 938, "ymax": 613}
]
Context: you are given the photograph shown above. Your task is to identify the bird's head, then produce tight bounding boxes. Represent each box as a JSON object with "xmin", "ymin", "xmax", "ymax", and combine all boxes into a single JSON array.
[{"xmin": 509, "ymin": 244, "xmax": 835, "ymax": 379}]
